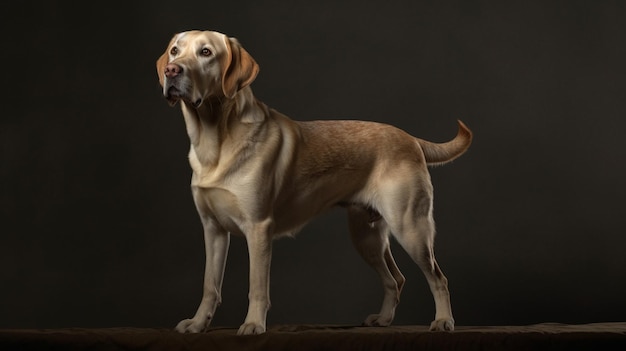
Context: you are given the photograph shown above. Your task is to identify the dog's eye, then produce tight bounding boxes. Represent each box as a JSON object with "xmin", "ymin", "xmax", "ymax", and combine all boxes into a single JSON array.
[
  {"xmin": 170, "ymin": 47, "xmax": 178, "ymax": 55},
  {"xmin": 201, "ymin": 48, "xmax": 212, "ymax": 56}
]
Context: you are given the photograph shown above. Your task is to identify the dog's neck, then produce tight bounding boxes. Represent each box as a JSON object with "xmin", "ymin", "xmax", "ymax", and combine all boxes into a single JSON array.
[{"xmin": 180, "ymin": 86, "xmax": 269, "ymax": 168}]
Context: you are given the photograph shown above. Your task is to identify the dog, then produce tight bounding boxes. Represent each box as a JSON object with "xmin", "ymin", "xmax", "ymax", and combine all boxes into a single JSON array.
[{"xmin": 156, "ymin": 30, "xmax": 472, "ymax": 335}]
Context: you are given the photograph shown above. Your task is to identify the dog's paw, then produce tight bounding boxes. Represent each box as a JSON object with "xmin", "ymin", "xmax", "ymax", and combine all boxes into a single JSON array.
[
  {"xmin": 363, "ymin": 314, "xmax": 393, "ymax": 327},
  {"xmin": 429, "ymin": 318, "xmax": 455, "ymax": 331},
  {"xmin": 175, "ymin": 317, "xmax": 210, "ymax": 333},
  {"xmin": 237, "ymin": 322, "xmax": 266, "ymax": 335}
]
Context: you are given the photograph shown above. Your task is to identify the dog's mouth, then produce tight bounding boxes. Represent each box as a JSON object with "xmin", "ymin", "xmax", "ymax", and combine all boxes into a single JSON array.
[
  {"xmin": 161, "ymin": 85, "xmax": 178, "ymax": 106},
  {"xmin": 167, "ymin": 86, "xmax": 181, "ymax": 97},
  {"xmin": 164, "ymin": 86, "xmax": 202, "ymax": 108},
  {"xmin": 164, "ymin": 86, "xmax": 182, "ymax": 105}
]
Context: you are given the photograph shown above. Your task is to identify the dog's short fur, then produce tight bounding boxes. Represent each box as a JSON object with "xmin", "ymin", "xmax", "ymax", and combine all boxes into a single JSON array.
[{"xmin": 156, "ymin": 30, "xmax": 472, "ymax": 335}]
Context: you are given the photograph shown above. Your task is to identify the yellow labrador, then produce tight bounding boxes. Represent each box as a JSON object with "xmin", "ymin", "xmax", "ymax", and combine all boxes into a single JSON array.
[{"xmin": 156, "ymin": 30, "xmax": 472, "ymax": 335}]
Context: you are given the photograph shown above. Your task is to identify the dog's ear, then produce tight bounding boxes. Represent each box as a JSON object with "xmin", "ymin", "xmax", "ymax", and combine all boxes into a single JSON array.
[
  {"xmin": 222, "ymin": 37, "xmax": 259, "ymax": 99},
  {"xmin": 156, "ymin": 51, "xmax": 168, "ymax": 88}
]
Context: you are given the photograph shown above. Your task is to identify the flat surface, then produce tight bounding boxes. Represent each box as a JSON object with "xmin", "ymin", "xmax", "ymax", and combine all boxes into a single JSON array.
[{"xmin": 2, "ymin": 323, "xmax": 626, "ymax": 350}]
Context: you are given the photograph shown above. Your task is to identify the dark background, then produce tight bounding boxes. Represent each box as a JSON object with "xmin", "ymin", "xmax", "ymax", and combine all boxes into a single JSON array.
[{"xmin": 1, "ymin": 1, "xmax": 625, "ymax": 329}]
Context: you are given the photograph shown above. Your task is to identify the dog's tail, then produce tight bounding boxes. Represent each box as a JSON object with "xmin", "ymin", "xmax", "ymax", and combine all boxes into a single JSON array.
[{"xmin": 417, "ymin": 120, "xmax": 473, "ymax": 166}]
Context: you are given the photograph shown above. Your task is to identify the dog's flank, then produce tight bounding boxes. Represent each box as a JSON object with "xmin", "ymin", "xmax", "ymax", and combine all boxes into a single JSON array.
[{"xmin": 156, "ymin": 30, "xmax": 471, "ymax": 335}]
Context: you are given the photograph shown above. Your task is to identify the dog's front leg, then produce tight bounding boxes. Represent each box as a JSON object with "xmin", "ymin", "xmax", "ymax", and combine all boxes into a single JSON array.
[
  {"xmin": 237, "ymin": 220, "xmax": 273, "ymax": 335},
  {"xmin": 176, "ymin": 218, "xmax": 230, "ymax": 333}
]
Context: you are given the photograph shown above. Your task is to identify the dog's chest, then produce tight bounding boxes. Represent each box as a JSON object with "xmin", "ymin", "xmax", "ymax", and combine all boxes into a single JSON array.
[
  {"xmin": 196, "ymin": 186, "xmax": 246, "ymax": 234},
  {"xmin": 189, "ymin": 150, "xmax": 266, "ymax": 234}
]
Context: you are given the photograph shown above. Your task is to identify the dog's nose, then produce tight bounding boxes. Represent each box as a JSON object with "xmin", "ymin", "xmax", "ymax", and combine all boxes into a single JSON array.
[{"xmin": 165, "ymin": 63, "xmax": 182, "ymax": 78}]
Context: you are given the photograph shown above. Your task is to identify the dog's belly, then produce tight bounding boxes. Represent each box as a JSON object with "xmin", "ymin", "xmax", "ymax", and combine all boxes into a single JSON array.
[
  {"xmin": 195, "ymin": 183, "xmax": 364, "ymax": 238},
  {"xmin": 270, "ymin": 182, "xmax": 369, "ymax": 237}
]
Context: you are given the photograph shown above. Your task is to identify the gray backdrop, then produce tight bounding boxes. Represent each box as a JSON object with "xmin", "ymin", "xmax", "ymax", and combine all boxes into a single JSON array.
[{"xmin": 2, "ymin": 1, "xmax": 625, "ymax": 329}]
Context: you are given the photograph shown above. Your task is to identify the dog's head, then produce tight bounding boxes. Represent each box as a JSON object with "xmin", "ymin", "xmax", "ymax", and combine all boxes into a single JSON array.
[{"xmin": 156, "ymin": 30, "xmax": 259, "ymax": 107}]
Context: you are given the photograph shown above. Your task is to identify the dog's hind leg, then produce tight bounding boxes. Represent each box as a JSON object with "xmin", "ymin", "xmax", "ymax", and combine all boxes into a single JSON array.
[
  {"xmin": 380, "ymin": 178, "xmax": 455, "ymax": 331},
  {"xmin": 348, "ymin": 206, "xmax": 405, "ymax": 327}
]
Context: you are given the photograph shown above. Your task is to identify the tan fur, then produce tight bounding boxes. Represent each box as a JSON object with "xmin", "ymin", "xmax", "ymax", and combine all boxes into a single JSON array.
[{"xmin": 156, "ymin": 30, "xmax": 472, "ymax": 335}]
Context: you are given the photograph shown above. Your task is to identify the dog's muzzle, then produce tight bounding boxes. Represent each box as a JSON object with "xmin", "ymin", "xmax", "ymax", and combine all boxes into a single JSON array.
[{"xmin": 163, "ymin": 63, "xmax": 202, "ymax": 108}]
